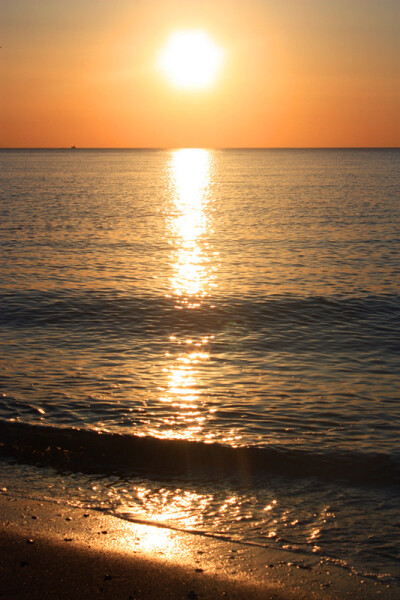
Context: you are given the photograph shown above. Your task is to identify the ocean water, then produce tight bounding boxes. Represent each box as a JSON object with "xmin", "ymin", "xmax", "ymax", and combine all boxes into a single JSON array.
[{"xmin": 0, "ymin": 148, "xmax": 399, "ymax": 586}]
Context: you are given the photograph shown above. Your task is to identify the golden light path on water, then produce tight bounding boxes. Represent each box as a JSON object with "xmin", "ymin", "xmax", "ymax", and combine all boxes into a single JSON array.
[
  {"xmin": 169, "ymin": 148, "xmax": 213, "ymax": 302},
  {"xmin": 124, "ymin": 150, "xmax": 234, "ymax": 531},
  {"xmin": 152, "ymin": 149, "xmax": 221, "ymax": 444}
]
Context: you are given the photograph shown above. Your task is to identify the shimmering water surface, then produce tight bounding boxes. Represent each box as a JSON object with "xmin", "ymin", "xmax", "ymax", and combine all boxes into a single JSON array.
[{"xmin": 0, "ymin": 149, "xmax": 399, "ymax": 585}]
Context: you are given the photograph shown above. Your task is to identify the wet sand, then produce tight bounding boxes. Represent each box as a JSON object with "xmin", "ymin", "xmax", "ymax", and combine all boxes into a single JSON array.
[{"xmin": 0, "ymin": 492, "xmax": 394, "ymax": 599}]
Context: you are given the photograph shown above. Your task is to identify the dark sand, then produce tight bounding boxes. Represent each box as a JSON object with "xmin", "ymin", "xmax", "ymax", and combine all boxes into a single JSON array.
[{"xmin": 0, "ymin": 492, "xmax": 394, "ymax": 599}]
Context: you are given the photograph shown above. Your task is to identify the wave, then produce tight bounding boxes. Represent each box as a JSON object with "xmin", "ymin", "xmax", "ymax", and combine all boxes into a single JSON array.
[
  {"xmin": 1, "ymin": 421, "xmax": 398, "ymax": 488},
  {"xmin": 1, "ymin": 290, "xmax": 399, "ymax": 340}
]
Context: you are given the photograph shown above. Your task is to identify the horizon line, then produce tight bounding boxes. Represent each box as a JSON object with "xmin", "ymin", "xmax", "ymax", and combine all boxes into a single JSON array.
[{"xmin": 0, "ymin": 146, "xmax": 399, "ymax": 151}]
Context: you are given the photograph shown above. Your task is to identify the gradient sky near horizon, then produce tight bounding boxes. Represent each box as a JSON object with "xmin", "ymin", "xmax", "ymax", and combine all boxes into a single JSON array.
[{"xmin": 1, "ymin": 0, "xmax": 399, "ymax": 148}]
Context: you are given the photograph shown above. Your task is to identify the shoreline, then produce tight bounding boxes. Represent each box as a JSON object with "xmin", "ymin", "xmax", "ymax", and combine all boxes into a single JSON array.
[{"xmin": 0, "ymin": 491, "xmax": 395, "ymax": 599}]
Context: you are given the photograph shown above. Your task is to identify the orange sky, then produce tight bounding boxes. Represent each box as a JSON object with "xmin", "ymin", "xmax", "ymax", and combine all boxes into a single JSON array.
[{"xmin": 1, "ymin": 0, "xmax": 399, "ymax": 148}]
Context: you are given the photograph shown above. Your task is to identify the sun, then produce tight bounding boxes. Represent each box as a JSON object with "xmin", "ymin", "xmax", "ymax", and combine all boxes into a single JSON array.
[{"xmin": 158, "ymin": 30, "xmax": 224, "ymax": 90}]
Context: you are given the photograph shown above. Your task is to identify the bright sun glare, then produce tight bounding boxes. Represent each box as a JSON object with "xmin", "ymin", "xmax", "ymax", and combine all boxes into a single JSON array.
[{"xmin": 158, "ymin": 30, "xmax": 224, "ymax": 90}]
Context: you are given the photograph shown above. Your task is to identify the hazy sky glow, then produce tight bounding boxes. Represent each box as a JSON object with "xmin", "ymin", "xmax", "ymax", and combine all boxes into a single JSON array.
[{"xmin": 0, "ymin": 0, "xmax": 399, "ymax": 147}]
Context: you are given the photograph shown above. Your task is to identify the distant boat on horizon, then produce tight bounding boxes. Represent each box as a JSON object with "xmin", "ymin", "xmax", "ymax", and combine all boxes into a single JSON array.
[{"xmin": 70, "ymin": 145, "xmax": 77, "ymax": 149}]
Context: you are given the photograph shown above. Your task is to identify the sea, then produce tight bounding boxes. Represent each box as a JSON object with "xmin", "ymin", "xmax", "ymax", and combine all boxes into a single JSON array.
[{"xmin": 0, "ymin": 148, "xmax": 399, "ymax": 588}]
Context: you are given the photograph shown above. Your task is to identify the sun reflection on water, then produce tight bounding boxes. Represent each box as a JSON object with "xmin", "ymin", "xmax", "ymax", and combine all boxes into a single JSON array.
[
  {"xmin": 168, "ymin": 148, "xmax": 214, "ymax": 303},
  {"xmin": 157, "ymin": 149, "xmax": 216, "ymax": 441}
]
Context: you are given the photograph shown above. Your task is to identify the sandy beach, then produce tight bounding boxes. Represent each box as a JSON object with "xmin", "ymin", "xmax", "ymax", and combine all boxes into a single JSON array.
[{"xmin": 0, "ymin": 490, "xmax": 395, "ymax": 600}]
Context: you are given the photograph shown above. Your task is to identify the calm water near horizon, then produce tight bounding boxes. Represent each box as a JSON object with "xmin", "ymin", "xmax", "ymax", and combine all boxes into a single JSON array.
[{"xmin": 0, "ymin": 149, "xmax": 399, "ymax": 586}]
